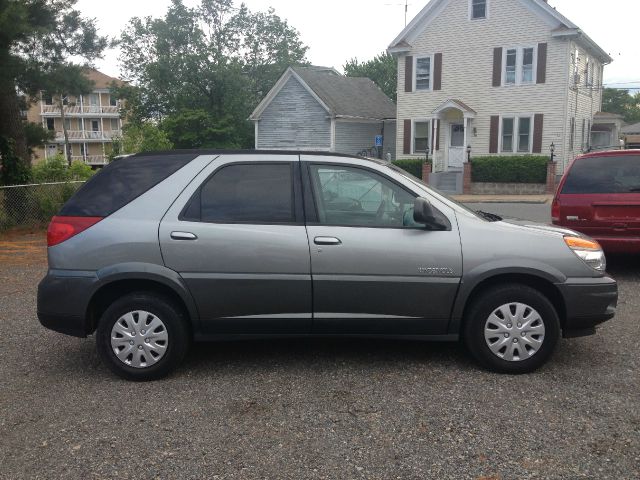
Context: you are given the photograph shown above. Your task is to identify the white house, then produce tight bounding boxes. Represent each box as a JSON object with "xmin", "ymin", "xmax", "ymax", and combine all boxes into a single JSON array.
[{"xmin": 388, "ymin": 0, "xmax": 612, "ymax": 190}]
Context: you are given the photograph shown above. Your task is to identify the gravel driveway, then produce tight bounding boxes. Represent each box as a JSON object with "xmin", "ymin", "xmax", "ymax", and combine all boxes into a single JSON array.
[{"xmin": 1, "ymin": 231, "xmax": 639, "ymax": 479}]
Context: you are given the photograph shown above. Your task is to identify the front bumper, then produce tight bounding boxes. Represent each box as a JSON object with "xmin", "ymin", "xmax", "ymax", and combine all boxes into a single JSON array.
[
  {"xmin": 556, "ymin": 275, "xmax": 618, "ymax": 338},
  {"xmin": 37, "ymin": 270, "xmax": 97, "ymax": 338}
]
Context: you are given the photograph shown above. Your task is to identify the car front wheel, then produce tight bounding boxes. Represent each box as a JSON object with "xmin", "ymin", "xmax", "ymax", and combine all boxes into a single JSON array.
[
  {"xmin": 463, "ymin": 284, "xmax": 560, "ymax": 374},
  {"xmin": 96, "ymin": 292, "xmax": 190, "ymax": 381}
]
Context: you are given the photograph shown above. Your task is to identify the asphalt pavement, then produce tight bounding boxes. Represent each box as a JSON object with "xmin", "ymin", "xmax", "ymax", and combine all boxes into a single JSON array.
[{"xmin": 1, "ymin": 208, "xmax": 638, "ymax": 479}]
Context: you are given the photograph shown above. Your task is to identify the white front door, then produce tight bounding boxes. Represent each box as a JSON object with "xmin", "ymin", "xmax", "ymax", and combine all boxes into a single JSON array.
[{"xmin": 448, "ymin": 123, "xmax": 464, "ymax": 169}]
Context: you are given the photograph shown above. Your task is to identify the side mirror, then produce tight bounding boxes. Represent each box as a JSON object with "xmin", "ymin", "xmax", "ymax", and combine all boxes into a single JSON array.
[{"xmin": 413, "ymin": 197, "xmax": 442, "ymax": 228}]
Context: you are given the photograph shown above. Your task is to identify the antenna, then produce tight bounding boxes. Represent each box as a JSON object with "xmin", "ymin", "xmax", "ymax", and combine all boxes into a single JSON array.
[{"xmin": 385, "ymin": 0, "xmax": 411, "ymax": 27}]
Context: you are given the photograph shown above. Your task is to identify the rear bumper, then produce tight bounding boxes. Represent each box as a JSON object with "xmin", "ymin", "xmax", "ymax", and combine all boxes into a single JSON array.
[
  {"xmin": 556, "ymin": 276, "xmax": 618, "ymax": 338},
  {"xmin": 593, "ymin": 236, "xmax": 640, "ymax": 254},
  {"xmin": 37, "ymin": 270, "xmax": 97, "ymax": 338}
]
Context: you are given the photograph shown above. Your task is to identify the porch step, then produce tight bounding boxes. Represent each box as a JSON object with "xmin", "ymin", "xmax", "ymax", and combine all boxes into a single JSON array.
[{"xmin": 429, "ymin": 172, "xmax": 462, "ymax": 194}]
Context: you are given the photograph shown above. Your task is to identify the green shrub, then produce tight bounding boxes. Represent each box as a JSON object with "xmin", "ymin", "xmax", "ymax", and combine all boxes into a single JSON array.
[
  {"xmin": 68, "ymin": 161, "xmax": 95, "ymax": 181},
  {"xmin": 32, "ymin": 155, "xmax": 95, "ymax": 183},
  {"xmin": 471, "ymin": 156, "xmax": 548, "ymax": 183},
  {"xmin": 31, "ymin": 155, "xmax": 69, "ymax": 183},
  {"xmin": 392, "ymin": 158, "xmax": 424, "ymax": 179}
]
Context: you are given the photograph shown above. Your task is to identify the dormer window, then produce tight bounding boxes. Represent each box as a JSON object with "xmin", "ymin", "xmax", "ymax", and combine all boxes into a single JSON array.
[{"xmin": 471, "ymin": 0, "xmax": 487, "ymax": 20}]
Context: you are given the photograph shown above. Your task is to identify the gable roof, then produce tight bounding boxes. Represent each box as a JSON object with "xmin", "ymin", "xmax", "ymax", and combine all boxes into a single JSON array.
[
  {"xmin": 250, "ymin": 66, "xmax": 397, "ymax": 122},
  {"xmin": 82, "ymin": 68, "xmax": 125, "ymax": 90},
  {"xmin": 622, "ymin": 122, "xmax": 640, "ymax": 135},
  {"xmin": 388, "ymin": 0, "xmax": 611, "ymax": 63}
]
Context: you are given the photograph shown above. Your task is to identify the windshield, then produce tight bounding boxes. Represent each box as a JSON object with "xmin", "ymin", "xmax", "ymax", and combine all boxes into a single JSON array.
[
  {"xmin": 384, "ymin": 163, "xmax": 488, "ymax": 220},
  {"xmin": 562, "ymin": 155, "xmax": 640, "ymax": 194}
]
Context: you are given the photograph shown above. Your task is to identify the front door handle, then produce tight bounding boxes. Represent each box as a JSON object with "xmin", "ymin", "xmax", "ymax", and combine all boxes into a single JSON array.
[
  {"xmin": 314, "ymin": 236, "xmax": 342, "ymax": 246},
  {"xmin": 171, "ymin": 231, "xmax": 198, "ymax": 241}
]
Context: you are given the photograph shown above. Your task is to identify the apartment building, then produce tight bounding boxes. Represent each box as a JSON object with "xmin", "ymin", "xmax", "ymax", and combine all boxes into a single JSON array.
[{"xmin": 26, "ymin": 69, "xmax": 125, "ymax": 166}]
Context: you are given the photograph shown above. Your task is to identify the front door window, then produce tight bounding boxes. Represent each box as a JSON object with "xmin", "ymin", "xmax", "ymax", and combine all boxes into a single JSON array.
[
  {"xmin": 309, "ymin": 165, "xmax": 418, "ymax": 228},
  {"xmin": 450, "ymin": 124, "xmax": 465, "ymax": 147}
]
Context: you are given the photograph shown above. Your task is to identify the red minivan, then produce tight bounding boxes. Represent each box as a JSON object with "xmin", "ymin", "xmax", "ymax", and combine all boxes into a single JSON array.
[{"xmin": 552, "ymin": 150, "xmax": 640, "ymax": 253}]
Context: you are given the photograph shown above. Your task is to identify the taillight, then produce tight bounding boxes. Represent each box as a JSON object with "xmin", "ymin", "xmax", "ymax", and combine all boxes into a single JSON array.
[
  {"xmin": 47, "ymin": 216, "xmax": 103, "ymax": 247},
  {"xmin": 551, "ymin": 198, "xmax": 560, "ymax": 223}
]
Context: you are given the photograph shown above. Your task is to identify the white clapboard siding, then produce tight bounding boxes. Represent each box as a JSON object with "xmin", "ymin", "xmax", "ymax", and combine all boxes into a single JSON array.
[
  {"xmin": 257, "ymin": 76, "xmax": 331, "ymax": 150},
  {"xmin": 395, "ymin": 0, "xmax": 604, "ymax": 172}
]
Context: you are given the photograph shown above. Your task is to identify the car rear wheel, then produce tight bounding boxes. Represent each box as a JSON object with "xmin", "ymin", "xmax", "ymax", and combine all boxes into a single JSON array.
[
  {"xmin": 96, "ymin": 292, "xmax": 189, "ymax": 381},
  {"xmin": 463, "ymin": 284, "xmax": 560, "ymax": 374}
]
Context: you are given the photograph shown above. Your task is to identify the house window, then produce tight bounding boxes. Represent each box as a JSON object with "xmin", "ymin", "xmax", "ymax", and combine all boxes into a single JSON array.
[
  {"xmin": 500, "ymin": 117, "xmax": 532, "ymax": 153},
  {"xmin": 505, "ymin": 49, "xmax": 517, "ymax": 85},
  {"xmin": 415, "ymin": 57, "xmax": 432, "ymax": 90},
  {"xmin": 503, "ymin": 47, "xmax": 536, "ymax": 86},
  {"xmin": 522, "ymin": 48, "xmax": 534, "ymax": 83},
  {"xmin": 109, "ymin": 95, "xmax": 118, "ymax": 107},
  {"xmin": 110, "ymin": 119, "xmax": 119, "ymax": 131},
  {"xmin": 413, "ymin": 120, "xmax": 430, "ymax": 154},
  {"xmin": 43, "ymin": 93, "xmax": 53, "ymax": 105},
  {"xmin": 64, "ymin": 118, "xmax": 71, "ymax": 131},
  {"xmin": 471, "ymin": 0, "xmax": 487, "ymax": 19},
  {"xmin": 518, "ymin": 117, "xmax": 532, "ymax": 152},
  {"xmin": 583, "ymin": 57, "xmax": 593, "ymax": 87},
  {"xmin": 502, "ymin": 118, "xmax": 514, "ymax": 152},
  {"xmin": 46, "ymin": 118, "xmax": 55, "ymax": 131},
  {"xmin": 91, "ymin": 119, "xmax": 100, "ymax": 132},
  {"xmin": 570, "ymin": 117, "xmax": 575, "ymax": 150}
]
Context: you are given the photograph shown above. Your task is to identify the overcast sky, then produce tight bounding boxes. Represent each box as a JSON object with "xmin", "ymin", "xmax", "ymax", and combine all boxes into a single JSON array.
[{"xmin": 76, "ymin": 0, "xmax": 639, "ymax": 88}]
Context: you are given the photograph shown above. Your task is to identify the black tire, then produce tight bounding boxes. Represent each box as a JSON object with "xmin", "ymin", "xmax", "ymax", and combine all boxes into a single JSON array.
[
  {"xmin": 463, "ymin": 284, "xmax": 560, "ymax": 374},
  {"xmin": 96, "ymin": 292, "xmax": 190, "ymax": 381}
]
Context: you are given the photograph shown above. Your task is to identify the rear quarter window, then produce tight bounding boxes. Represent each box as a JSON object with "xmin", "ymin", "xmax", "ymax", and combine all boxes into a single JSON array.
[
  {"xmin": 562, "ymin": 155, "xmax": 640, "ymax": 194},
  {"xmin": 59, "ymin": 153, "xmax": 198, "ymax": 217}
]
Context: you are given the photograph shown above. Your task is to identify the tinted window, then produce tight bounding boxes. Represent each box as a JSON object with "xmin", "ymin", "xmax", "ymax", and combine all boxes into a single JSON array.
[
  {"xmin": 60, "ymin": 153, "xmax": 198, "ymax": 217},
  {"xmin": 189, "ymin": 163, "xmax": 294, "ymax": 224},
  {"xmin": 310, "ymin": 165, "xmax": 419, "ymax": 228},
  {"xmin": 562, "ymin": 155, "xmax": 640, "ymax": 194}
]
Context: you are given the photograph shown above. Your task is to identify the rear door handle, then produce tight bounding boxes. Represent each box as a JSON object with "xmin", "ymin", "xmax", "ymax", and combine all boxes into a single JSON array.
[
  {"xmin": 171, "ymin": 231, "xmax": 198, "ymax": 241},
  {"xmin": 314, "ymin": 236, "xmax": 342, "ymax": 246}
]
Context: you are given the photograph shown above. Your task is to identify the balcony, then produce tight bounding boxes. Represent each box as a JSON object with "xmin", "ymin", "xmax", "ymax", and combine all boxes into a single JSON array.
[
  {"xmin": 41, "ymin": 104, "xmax": 120, "ymax": 116},
  {"xmin": 54, "ymin": 130, "xmax": 122, "ymax": 142},
  {"xmin": 70, "ymin": 155, "xmax": 109, "ymax": 166}
]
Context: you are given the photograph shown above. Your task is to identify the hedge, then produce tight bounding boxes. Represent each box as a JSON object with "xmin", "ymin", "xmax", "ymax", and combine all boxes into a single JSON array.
[
  {"xmin": 392, "ymin": 158, "xmax": 424, "ymax": 179},
  {"xmin": 471, "ymin": 156, "xmax": 548, "ymax": 183}
]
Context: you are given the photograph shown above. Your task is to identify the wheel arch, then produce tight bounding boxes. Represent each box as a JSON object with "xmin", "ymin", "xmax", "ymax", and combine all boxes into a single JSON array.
[
  {"xmin": 86, "ymin": 264, "xmax": 200, "ymax": 335},
  {"xmin": 450, "ymin": 271, "xmax": 567, "ymax": 335}
]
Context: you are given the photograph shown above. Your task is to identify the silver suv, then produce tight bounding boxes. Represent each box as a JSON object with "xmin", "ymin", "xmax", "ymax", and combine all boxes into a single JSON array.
[{"xmin": 38, "ymin": 151, "xmax": 617, "ymax": 380}]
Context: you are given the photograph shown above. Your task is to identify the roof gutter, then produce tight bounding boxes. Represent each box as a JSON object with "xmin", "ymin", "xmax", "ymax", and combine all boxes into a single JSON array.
[{"xmin": 551, "ymin": 28, "xmax": 613, "ymax": 64}]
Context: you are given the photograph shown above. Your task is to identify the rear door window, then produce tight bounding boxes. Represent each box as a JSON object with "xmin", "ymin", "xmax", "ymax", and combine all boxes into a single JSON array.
[
  {"xmin": 183, "ymin": 163, "xmax": 295, "ymax": 224},
  {"xmin": 60, "ymin": 153, "xmax": 198, "ymax": 216},
  {"xmin": 562, "ymin": 155, "xmax": 640, "ymax": 194}
]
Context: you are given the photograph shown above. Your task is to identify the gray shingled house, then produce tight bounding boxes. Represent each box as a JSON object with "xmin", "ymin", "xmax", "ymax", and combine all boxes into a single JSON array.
[{"xmin": 250, "ymin": 66, "xmax": 397, "ymax": 159}]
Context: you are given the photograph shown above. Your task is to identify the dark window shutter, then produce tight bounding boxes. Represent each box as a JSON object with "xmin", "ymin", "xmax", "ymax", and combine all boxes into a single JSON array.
[
  {"xmin": 489, "ymin": 116, "xmax": 500, "ymax": 153},
  {"xmin": 433, "ymin": 53, "xmax": 443, "ymax": 90},
  {"xmin": 405, "ymin": 56, "xmax": 413, "ymax": 93},
  {"xmin": 435, "ymin": 120, "xmax": 440, "ymax": 151},
  {"xmin": 403, "ymin": 119, "xmax": 412, "ymax": 154},
  {"xmin": 533, "ymin": 114, "xmax": 544, "ymax": 153},
  {"xmin": 492, "ymin": 48, "xmax": 503, "ymax": 87},
  {"xmin": 537, "ymin": 43, "xmax": 547, "ymax": 84}
]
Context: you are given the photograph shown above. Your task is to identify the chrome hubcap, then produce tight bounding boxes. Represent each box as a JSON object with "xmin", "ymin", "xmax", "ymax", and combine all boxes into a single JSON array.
[
  {"xmin": 110, "ymin": 311, "xmax": 168, "ymax": 368},
  {"xmin": 484, "ymin": 303, "xmax": 545, "ymax": 362}
]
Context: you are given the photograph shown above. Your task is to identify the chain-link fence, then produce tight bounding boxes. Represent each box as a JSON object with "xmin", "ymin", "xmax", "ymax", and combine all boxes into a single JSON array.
[{"xmin": 0, "ymin": 181, "xmax": 85, "ymax": 232}]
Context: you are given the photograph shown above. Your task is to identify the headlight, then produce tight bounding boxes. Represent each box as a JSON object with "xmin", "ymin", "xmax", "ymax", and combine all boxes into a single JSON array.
[{"xmin": 564, "ymin": 236, "xmax": 606, "ymax": 272}]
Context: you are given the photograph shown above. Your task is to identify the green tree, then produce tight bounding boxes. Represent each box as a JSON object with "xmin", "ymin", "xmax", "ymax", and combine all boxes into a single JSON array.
[
  {"xmin": 121, "ymin": 123, "xmax": 173, "ymax": 154},
  {"xmin": 344, "ymin": 52, "xmax": 398, "ymax": 102},
  {"xmin": 118, "ymin": 0, "xmax": 307, "ymax": 149},
  {"xmin": 602, "ymin": 88, "xmax": 640, "ymax": 124},
  {"xmin": 0, "ymin": 0, "xmax": 108, "ymax": 181}
]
